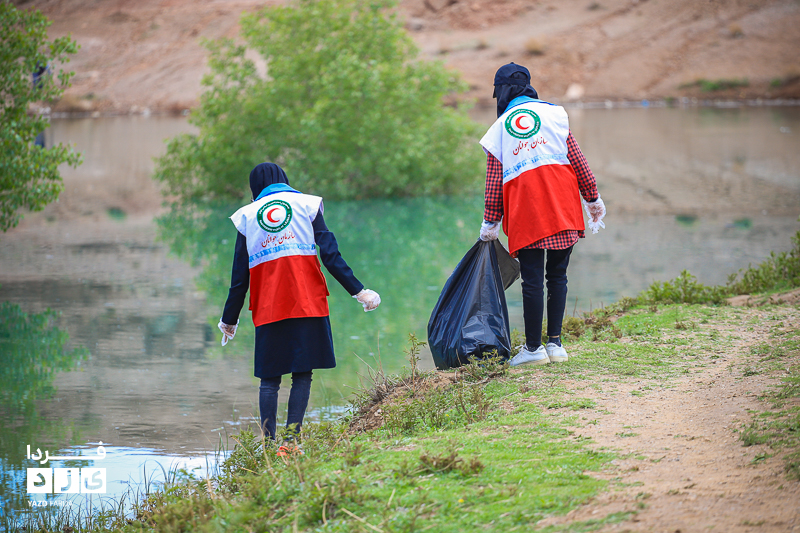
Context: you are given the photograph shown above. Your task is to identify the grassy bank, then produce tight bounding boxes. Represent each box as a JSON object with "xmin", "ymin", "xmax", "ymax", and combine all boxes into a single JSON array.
[
  {"xmin": 13, "ymin": 226, "xmax": 800, "ymax": 532},
  {"xmin": 14, "ymin": 299, "xmax": 798, "ymax": 532}
]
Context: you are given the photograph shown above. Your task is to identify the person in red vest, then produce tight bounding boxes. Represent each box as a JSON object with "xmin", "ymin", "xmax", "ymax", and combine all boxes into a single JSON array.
[
  {"xmin": 479, "ymin": 63, "xmax": 606, "ymax": 367},
  {"xmin": 218, "ymin": 163, "xmax": 380, "ymax": 452}
]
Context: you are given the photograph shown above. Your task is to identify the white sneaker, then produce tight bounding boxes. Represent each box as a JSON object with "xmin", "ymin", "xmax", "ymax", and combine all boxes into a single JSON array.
[
  {"xmin": 545, "ymin": 342, "xmax": 568, "ymax": 363},
  {"xmin": 509, "ymin": 345, "xmax": 549, "ymax": 367}
]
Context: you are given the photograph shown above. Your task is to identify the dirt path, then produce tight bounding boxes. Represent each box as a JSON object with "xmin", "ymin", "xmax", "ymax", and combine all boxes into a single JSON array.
[{"xmin": 541, "ymin": 306, "xmax": 800, "ymax": 532}]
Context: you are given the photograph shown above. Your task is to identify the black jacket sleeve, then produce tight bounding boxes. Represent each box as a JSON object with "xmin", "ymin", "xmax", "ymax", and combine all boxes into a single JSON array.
[
  {"xmin": 221, "ymin": 231, "xmax": 250, "ymax": 325},
  {"xmin": 312, "ymin": 209, "xmax": 364, "ymax": 296}
]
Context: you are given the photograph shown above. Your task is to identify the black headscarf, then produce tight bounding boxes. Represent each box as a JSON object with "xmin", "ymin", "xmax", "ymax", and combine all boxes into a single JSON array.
[
  {"xmin": 249, "ymin": 162, "xmax": 289, "ymax": 200},
  {"xmin": 493, "ymin": 62, "xmax": 539, "ymax": 118}
]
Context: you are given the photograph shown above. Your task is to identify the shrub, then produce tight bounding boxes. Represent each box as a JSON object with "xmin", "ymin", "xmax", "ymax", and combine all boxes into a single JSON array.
[
  {"xmin": 382, "ymin": 379, "xmax": 493, "ymax": 436},
  {"xmin": 643, "ymin": 224, "xmax": 800, "ymax": 304},
  {"xmin": 561, "ymin": 315, "xmax": 586, "ymax": 340},
  {"xmin": 645, "ymin": 270, "xmax": 729, "ymax": 305},
  {"xmin": 153, "ymin": 0, "xmax": 483, "ymax": 205},
  {"xmin": 418, "ymin": 448, "xmax": 484, "ymax": 475},
  {"xmin": 727, "ymin": 228, "xmax": 800, "ymax": 295}
]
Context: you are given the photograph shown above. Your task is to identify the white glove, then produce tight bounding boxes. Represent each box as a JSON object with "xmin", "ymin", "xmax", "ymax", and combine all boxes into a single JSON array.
[
  {"xmin": 218, "ymin": 319, "xmax": 238, "ymax": 346},
  {"xmin": 479, "ymin": 220, "xmax": 500, "ymax": 241},
  {"xmin": 354, "ymin": 289, "xmax": 381, "ymax": 312},
  {"xmin": 582, "ymin": 196, "xmax": 606, "ymax": 234}
]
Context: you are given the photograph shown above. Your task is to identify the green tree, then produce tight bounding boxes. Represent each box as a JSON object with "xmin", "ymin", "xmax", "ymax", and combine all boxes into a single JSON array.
[
  {"xmin": 154, "ymin": 0, "xmax": 483, "ymax": 204},
  {"xmin": 0, "ymin": 3, "xmax": 81, "ymax": 232}
]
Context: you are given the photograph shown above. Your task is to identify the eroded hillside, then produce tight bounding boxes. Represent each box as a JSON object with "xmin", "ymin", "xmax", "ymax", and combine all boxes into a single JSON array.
[{"xmin": 15, "ymin": 0, "xmax": 800, "ymax": 114}]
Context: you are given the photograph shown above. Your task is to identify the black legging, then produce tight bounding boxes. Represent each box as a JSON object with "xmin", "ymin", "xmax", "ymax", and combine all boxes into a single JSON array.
[
  {"xmin": 517, "ymin": 246, "xmax": 573, "ymax": 350},
  {"xmin": 258, "ymin": 371, "xmax": 313, "ymax": 440}
]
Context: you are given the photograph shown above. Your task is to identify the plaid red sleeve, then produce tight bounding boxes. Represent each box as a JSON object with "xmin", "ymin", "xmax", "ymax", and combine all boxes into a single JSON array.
[
  {"xmin": 483, "ymin": 152, "xmax": 504, "ymax": 222},
  {"xmin": 566, "ymin": 131, "xmax": 599, "ymax": 202}
]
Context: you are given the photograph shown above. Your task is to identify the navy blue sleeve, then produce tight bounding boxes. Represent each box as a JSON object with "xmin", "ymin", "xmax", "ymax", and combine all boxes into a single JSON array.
[
  {"xmin": 221, "ymin": 231, "xmax": 250, "ymax": 325},
  {"xmin": 313, "ymin": 210, "xmax": 364, "ymax": 296}
]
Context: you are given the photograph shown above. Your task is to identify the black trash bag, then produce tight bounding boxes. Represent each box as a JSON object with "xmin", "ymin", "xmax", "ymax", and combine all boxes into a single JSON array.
[{"xmin": 427, "ymin": 240, "xmax": 520, "ymax": 370}]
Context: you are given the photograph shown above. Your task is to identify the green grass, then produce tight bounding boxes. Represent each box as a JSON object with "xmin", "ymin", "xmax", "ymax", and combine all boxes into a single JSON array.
[
  {"xmin": 112, "ymin": 308, "xmax": 723, "ymax": 530},
  {"xmin": 12, "ymin": 308, "xmax": 710, "ymax": 533},
  {"xmin": 738, "ymin": 326, "xmax": 800, "ymax": 479},
  {"xmin": 117, "ymin": 399, "xmax": 616, "ymax": 532},
  {"xmin": 12, "ymin": 301, "xmax": 799, "ymax": 532}
]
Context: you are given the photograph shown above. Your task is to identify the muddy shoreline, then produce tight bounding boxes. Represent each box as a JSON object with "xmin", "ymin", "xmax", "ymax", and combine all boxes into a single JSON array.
[{"xmin": 33, "ymin": 97, "xmax": 800, "ymax": 120}]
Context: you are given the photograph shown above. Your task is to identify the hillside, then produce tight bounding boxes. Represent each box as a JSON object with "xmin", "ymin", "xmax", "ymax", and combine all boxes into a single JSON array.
[{"xmin": 16, "ymin": 0, "xmax": 800, "ymax": 114}]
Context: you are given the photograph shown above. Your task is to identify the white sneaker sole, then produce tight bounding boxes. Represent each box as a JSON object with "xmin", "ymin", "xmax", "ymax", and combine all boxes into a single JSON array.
[
  {"xmin": 510, "ymin": 357, "xmax": 549, "ymax": 367},
  {"xmin": 509, "ymin": 350, "xmax": 549, "ymax": 367}
]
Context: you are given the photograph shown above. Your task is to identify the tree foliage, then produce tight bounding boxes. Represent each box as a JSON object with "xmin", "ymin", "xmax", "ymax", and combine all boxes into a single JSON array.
[
  {"xmin": 154, "ymin": 0, "xmax": 483, "ymax": 204},
  {"xmin": 0, "ymin": 3, "xmax": 81, "ymax": 232}
]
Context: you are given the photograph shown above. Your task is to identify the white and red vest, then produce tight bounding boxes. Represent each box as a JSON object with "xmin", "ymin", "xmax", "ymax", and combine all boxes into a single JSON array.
[
  {"xmin": 479, "ymin": 99, "xmax": 584, "ymax": 256},
  {"xmin": 230, "ymin": 189, "xmax": 329, "ymax": 326}
]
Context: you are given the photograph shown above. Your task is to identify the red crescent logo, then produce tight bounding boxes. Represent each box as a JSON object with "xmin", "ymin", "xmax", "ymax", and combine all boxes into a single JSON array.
[
  {"xmin": 515, "ymin": 115, "xmax": 530, "ymax": 131},
  {"xmin": 266, "ymin": 208, "xmax": 281, "ymax": 223}
]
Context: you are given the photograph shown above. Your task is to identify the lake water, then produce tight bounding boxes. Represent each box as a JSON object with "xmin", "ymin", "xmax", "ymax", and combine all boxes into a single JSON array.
[{"xmin": 1, "ymin": 107, "xmax": 798, "ymax": 519}]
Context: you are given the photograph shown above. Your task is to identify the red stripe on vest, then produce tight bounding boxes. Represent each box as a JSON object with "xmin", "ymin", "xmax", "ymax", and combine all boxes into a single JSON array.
[
  {"xmin": 249, "ymin": 255, "xmax": 330, "ymax": 326},
  {"xmin": 502, "ymin": 164, "xmax": 585, "ymax": 256}
]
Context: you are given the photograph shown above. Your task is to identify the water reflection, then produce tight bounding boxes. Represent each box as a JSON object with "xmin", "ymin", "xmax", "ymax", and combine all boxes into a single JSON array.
[
  {"xmin": 0, "ymin": 303, "xmax": 87, "ymax": 412},
  {"xmin": 5, "ymin": 443, "xmax": 217, "ymax": 527},
  {"xmin": 0, "ymin": 302, "xmax": 87, "ymax": 520}
]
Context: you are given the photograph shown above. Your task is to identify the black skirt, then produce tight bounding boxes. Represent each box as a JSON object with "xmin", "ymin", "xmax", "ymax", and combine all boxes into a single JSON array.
[{"xmin": 253, "ymin": 316, "xmax": 336, "ymax": 379}]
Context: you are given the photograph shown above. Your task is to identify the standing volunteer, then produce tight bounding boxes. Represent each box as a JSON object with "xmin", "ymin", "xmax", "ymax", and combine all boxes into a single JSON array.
[
  {"xmin": 479, "ymin": 63, "xmax": 606, "ymax": 367},
  {"xmin": 218, "ymin": 163, "xmax": 381, "ymax": 448}
]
